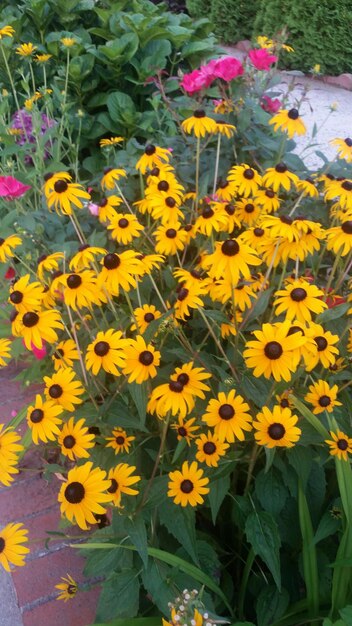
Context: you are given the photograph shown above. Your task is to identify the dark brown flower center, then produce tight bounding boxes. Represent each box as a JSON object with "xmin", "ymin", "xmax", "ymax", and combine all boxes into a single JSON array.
[
  {"xmin": 99, "ymin": 198, "xmax": 108, "ymax": 207},
  {"xmin": 67, "ymin": 585, "xmax": 76, "ymax": 595},
  {"xmin": 178, "ymin": 426, "xmax": 187, "ymax": 437},
  {"xmin": 78, "ymin": 243, "xmax": 90, "ymax": 251},
  {"xmin": 118, "ymin": 218, "xmax": 129, "ymax": 229},
  {"xmin": 221, "ymin": 239, "xmax": 239, "ymax": 256},
  {"xmin": 54, "ymin": 348, "xmax": 64, "ymax": 359},
  {"xmin": 225, "ymin": 203, "xmax": 235, "ymax": 215},
  {"xmin": 0, "ymin": 537, "xmax": 5, "ymax": 553},
  {"xmin": 10, "ymin": 290, "xmax": 23, "ymax": 304},
  {"xmin": 290, "ymin": 287, "xmax": 307, "ymax": 302},
  {"xmin": 243, "ymin": 168, "xmax": 255, "ymax": 180},
  {"xmin": 288, "ymin": 108, "xmax": 299, "ymax": 120},
  {"xmin": 165, "ymin": 197, "xmax": 176, "ymax": 208},
  {"xmin": 166, "ymin": 228, "xmax": 177, "ymax": 239},
  {"xmin": 145, "ymin": 144, "xmax": 156, "ymax": 155},
  {"xmin": 177, "ymin": 287, "xmax": 189, "ymax": 301},
  {"xmin": 245, "ymin": 203, "xmax": 255, "ymax": 213},
  {"xmin": 158, "ymin": 181, "xmax": 169, "ymax": 192},
  {"xmin": 144, "ymin": 312, "xmax": 155, "ymax": 323},
  {"xmin": 345, "ymin": 138, "xmax": 352, "ymax": 147},
  {"xmin": 341, "ymin": 181, "xmax": 352, "ymax": 192},
  {"xmin": 23, "ymin": 312, "xmax": 39, "ymax": 327},
  {"xmin": 30, "ymin": 408, "xmax": 44, "ymax": 423},
  {"xmin": 264, "ymin": 341, "xmax": 283, "ymax": 359},
  {"xmin": 104, "ymin": 253, "xmax": 120, "ymax": 269},
  {"xmin": 54, "ymin": 180, "xmax": 68, "ymax": 193},
  {"xmin": 66, "ymin": 274, "xmax": 82, "ymax": 289},
  {"xmin": 115, "ymin": 436, "xmax": 125, "ymax": 445},
  {"xmin": 268, "ymin": 423, "xmax": 285, "ymax": 440},
  {"xmin": 203, "ymin": 441, "xmax": 216, "ymax": 454},
  {"xmin": 287, "ymin": 325, "xmax": 304, "ymax": 336},
  {"xmin": 177, "ymin": 373, "xmax": 189, "ymax": 386},
  {"xmin": 265, "ymin": 190, "xmax": 275, "ymax": 198},
  {"xmin": 63, "ymin": 435, "xmax": 76, "ymax": 449},
  {"xmin": 169, "ymin": 380, "xmax": 184, "ymax": 393},
  {"xmin": 64, "ymin": 481, "xmax": 85, "ymax": 503},
  {"xmin": 254, "ymin": 227, "xmax": 264, "ymax": 237},
  {"xmin": 280, "ymin": 215, "xmax": 293, "ymax": 225},
  {"xmin": 315, "ymin": 336, "xmax": 328, "ymax": 351},
  {"xmin": 180, "ymin": 479, "xmax": 194, "ymax": 493},
  {"xmin": 341, "ymin": 221, "xmax": 352, "ymax": 234},
  {"xmin": 337, "ymin": 439, "xmax": 348, "ymax": 450},
  {"xmin": 139, "ymin": 350, "xmax": 154, "ymax": 366},
  {"xmin": 194, "ymin": 109, "xmax": 205, "ymax": 118},
  {"xmin": 202, "ymin": 206, "xmax": 214, "ymax": 219},
  {"xmin": 219, "ymin": 403, "xmax": 235, "ymax": 420},
  {"xmin": 280, "ymin": 398, "xmax": 289, "ymax": 408},
  {"xmin": 38, "ymin": 253, "xmax": 47, "ymax": 263},
  {"xmin": 49, "ymin": 384, "xmax": 63, "ymax": 399},
  {"xmin": 94, "ymin": 341, "xmax": 110, "ymax": 357},
  {"xmin": 275, "ymin": 162, "xmax": 287, "ymax": 173},
  {"xmin": 318, "ymin": 395, "xmax": 331, "ymax": 407},
  {"xmin": 108, "ymin": 478, "xmax": 118, "ymax": 493}
]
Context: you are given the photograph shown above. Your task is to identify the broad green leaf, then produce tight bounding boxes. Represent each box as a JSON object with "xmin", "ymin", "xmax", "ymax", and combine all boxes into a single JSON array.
[
  {"xmin": 314, "ymin": 510, "xmax": 341, "ymax": 544},
  {"xmin": 245, "ymin": 511, "xmax": 281, "ymax": 590},
  {"xmin": 254, "ymin": 469, "xmax": 287, "ymax": 517},
  {"xmin": 256, "ymin": 586, "xmax": 289, "ymax": 626},
  {"xmin": 298, "ymin": 481, "xmax": 319, "ymax": 616},
  {"xmin": 287, "ymin": 447, "xmax": 312, "ymax": 490},
  {"xmin": 208, "ymin": 473, "xmax": 230, "ymax": 524},
  {"xmin": 95, "ymin": 569, "xmax": 140, "ymax": 622},
  {"xmin": 128, "ymin": 381, "xmax": 147, "ymax": 426},
  {"xmin": 340, "ymin": 605, "xmax": 352, "ymax": 625},
  {"xmin": 158, "ymin": 499, "xmax": 198, "ymax": 564},
  {"xmin": 316, "ymin": 302, "xmax": 350, "ymax": 323},
  {"xmin": 124, "ymin": 516, "xmax": 148, "ymax": 568}
]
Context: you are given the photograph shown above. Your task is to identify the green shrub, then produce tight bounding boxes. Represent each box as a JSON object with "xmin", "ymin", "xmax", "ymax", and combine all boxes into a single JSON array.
[
  {"xmin": 254, "ymin": 0, "xmax": 352, "ymax": 75},
  {"xmin": 186, "ymin": 0, "xmax": 208, "ymax": 17},
  {"xmin": 210, "ymin": 0, "xmax": 261, "ymax": 44}
]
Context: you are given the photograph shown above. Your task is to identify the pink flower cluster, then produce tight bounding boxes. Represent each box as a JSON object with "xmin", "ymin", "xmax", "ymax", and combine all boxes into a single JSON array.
[
  {"xmin": 180, "ymin": 56, "xmax": 244, "ymax": 95},
  {"xmin": 248, "ymin": 48, "xmax": 278, "ymax": 71},
  {"xmin": 0, "ymin": 176, "xmax": 31, "ymax": 199}
]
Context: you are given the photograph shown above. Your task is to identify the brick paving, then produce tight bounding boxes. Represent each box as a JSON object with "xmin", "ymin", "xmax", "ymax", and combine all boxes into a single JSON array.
[{"xmin": 0, "ymin": 363, "xmax": 100, "ymax": 626}]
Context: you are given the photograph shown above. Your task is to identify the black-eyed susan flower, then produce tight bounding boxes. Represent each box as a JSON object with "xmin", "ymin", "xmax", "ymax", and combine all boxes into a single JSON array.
[
  {"xmin": 209, "ymin": 277, "xmax": 256, "ymax": 310},
  {"xmin": 0, "ymin": 424, "xmax": 24, "ymax": 486},
  {"xmin": 122, "ymin": 336, "xmax": 161, "ymax": 384},
  {"xmin": 0, "ymin": 523, "xmax": 29, "ymax": 571},
  {"xmin": 58, "ymin": 461, "xmax": 111, "ymax": 530},
  {"xmin": 276, "ymin": 390, "xmax": 294, "ymax": 409},
  {"xmin": 168, "ymin": 461, "xmax": 209, "ymax": 507},
  {"xmin": 35, "ymin": 53, "xmax": 52, "ymax": 63},
  {"xmin": 107, "ymin": 213, "xmax": 144, "ymax": 245},
  {"xmin": 202, "ymin": 389, "xmax": 252, "ymax": 443},
  {"xmin": 131, "ymin": 304, "xmax": 162, "ymax": 334},
  {"xmin": 37, "ymin": 252, "xmax": 64, "ymax": 282},
  {"xmin": 215, "ymin": 179, "xmax": 236, "ymax": 201},
  {"xmin": 194, "ymin": 204, "xmax": 228, "ymax": 236},
  {"xmin": 136, "ymin": 144, "xmax": 172, "ymax": 175},
  {"xmin": 304, "ymin": 322, "xmax": 339, "ymax": 371},
  {"xmin": 138, "ymin": 253, "xmax": 165, "ymax": 275},
  {"xmin": 262, "ymin": 163, "xmax": 299, "ymax": 192},
  {"xmin": 146, "ymin": 170, "xmax": 184, "ymax": 199},
  {"xmin": 305, "ymin": 379, "xmax": 341, "ymax": 415},
  {"xmin": 17, "ymin": 308, "xmax": 63, "ymax": 350},
  {"xmin": 169, "ymin": 362, "xmax": 211, "ymax": 399},
  {"xmin": 55, "ymin": 574, "xmax": 78, "ymax": 602},
  {"xmin": 16, "ymin": 42, "xmax": 37, "ymax": 57},
  {"xmin": 58, "ymin": 417, "xmax": 95, "ymax": 460},
  {"xmin": 215, "ymin": 121, "xmax": 236, "ymax": 138},
  {"xmin": 217, "ymin": 201, "xmax": 242, "ymax": 233},
  {"xmin": 105, "ymin": 428, "xmax": 135, "ymax": 454},
  {"xmin": 8, "ymin": 274, "xmax": 44, "ymax": 313},
  {"xmin": 0, "ymin": 338, "xmax": 11, "ymax": 367},
  {"xmin": 325, "ymin": 179, "xmax": 352, "ymax": 211},
  {"xmin": 0, "ymin": 25, "xmax": 15, "ymax": 39},
  {"xmin": 46, "ymin": 179, "xmax": 91, "ymax": 215},
  {"xmin": 238, "ymin": 226, "xmax": 271, "ymax": 255},
  {"xmin": 171, "ymin": 416, "xmax": 200, "ymax": 445},
  {"xmin": 254, "ymin": 188, "xmax": 281, "ymax": 213},
  {"xmin": 97, "ymin": 195, "xmax": 123, "ymax": 223},
  {"xmin": 147, "ymin": 379, "xmax": 195, "ymax": 419},
  {"xmin": 296, "ymin": 177, "xmax": 319, "ymax": 197},
  {"xmin": 326, "ymin": 220, "xmax": 352, "ymax": 256},
  {"xmin": 52, "ymin": 339, "xmax": 79, "ymax": 371},
  {"xmin": 227, "ymin": 164, "xmax": 262, "ymax": 197},
  {"xmin": 60, "ymin": 37, "xmax": 77, "ymax": 47},
  {"xmin": 181, "ymin": 110, "xmax": 217, "ymax": 138},
  {"xmin": 243, "ymin": 320, "xmax": 306, "ymax": 382},
  {"xmin": 174, "ymin": 282, "xmax": 207, "ymax": 321},
  {"xmin": 259, "ymin": 214, "xmax": 301, "ymax": 242},
  {"xmin": 253, "ymin": 405, "xmax": 301, "ymax": 448},
  {"xmin": 202, "ymin": 238, "xmax": 261, "ymax": 285},
  {"xmin": 330, "ymin": 138, "xmax": 352, "ymax": 163},
  {"xmin": 273, "ymin": 279, "xmax": 327, "ymax": 322},
  {"xmin": 325, "ymin": 430, "xmax": 352, "ymax": 461},
  {"xmin": 0, "ymin": 234, "xmax": 22, "ymax": 263},
  {"xmin": 269, "ymin": 108, "xmax": 306, "ymax": 138},
  {"xmin": 26, "ymin": 394, "xmax": 64, "ymax": 444},
  {"xmin": 235, "ymin": 198, "xmax": 262, "ymax": 226},
  {"xmin": 221, "ymin": 311, "xmax": 243, "ymax": 338},
  {"xmin": 148, "ymin": 194, "xmax": 184, "ymax": 224},
  {"xmin": 43, "ymin": 367, "xmax": 84, "ymax": 411},
  {"xmin": 154, "ymin": 223, "xmax": 188, "ymax": 255},
  {"xmin": 58, "ymin": 270, "xmax": 99, "ymax": 311},
  {"xmin": 98, "ymin": 251, "xmax": 144, "ymax": 297},
  {"xmin": 86, "ymin": 329, "xmax": 128, "ymax": 376},
  {"xmin": 107, "ymin": 463, "xmax": 141, "ymax": 507},
  {"xmin": 100, "ymin": 167, "xmax": 127, "ymax": 191},
  {"xmin": 195, "ymin": 431, "xmax": 229, "ymax": 467},
  {"xmin": 69, "ymin": 245, "xmax": 107, "ymax": 272},
  {"xmin": 99, "ymin": 136, "xmax": 124, "ymax": 148}
]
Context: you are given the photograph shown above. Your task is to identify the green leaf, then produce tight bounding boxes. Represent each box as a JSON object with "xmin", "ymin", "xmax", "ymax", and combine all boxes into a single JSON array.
[
  {"xmin": 289, "ymin": 395, "xmax": 329, "ymax": 439},
  {"xmin": 298, "ymin": 480, "xmax": 319, "ymax": 616},
  {"xmin": 254, "ymin": 469, "xmax": 287, "ymax": 517},
  {"xmin": 95, "ymin": 569, "xmax": 140, "ymax": 622},
  {"xmin": 158, "ymin": 498, "xmax": 199, "ymax": 564},
  {"xmin": 107, "ymin": 91, "xmax": 136, "ymax": 125},
  {"xmin": 287, "ymin": 447, "xmax": 312, "ymax": 490},
  {"xmin": 246, "ymin": 287, "xmax": 274, "ymax": 321},
  {"xmin": 245, "ymin": 511, "xmax": 281, "ymax": 590},
  {"xmin": 124, "ymin": 516, "xmax": 148, "ymax": 568},
  {"xmin": 256, "ymin": 586, "xmax": 289, "ymax": 626},
  {"xmin": 208, "ymin": 473, "xmax": 230, "ymax": 524},
  {"xmin": 141, "ymin": 558, "xmax": 174, "ymax": 614},
  {"xmin": 340, "ymin": 605, "xmax": 352, "ymax": 626},
  {"xmin": 128, "ymin": 382, "xmax": 147, "ymax": 426},
  {"xmin": 316, "ymin": 302, "xmax": 350, "ymax": 323},
  {"xmin": 314, "ymin": 510, "xmax": 340, "ymax": 544}
]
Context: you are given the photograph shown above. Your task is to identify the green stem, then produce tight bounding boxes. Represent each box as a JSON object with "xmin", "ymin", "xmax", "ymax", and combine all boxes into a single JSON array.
[
  {"xmin": 213, "ymin": 133, "xmax": 222, "ymax": 195},
  {"xmin": 324, "ymin": 248, "xmax": 342, "ymax": 301}
]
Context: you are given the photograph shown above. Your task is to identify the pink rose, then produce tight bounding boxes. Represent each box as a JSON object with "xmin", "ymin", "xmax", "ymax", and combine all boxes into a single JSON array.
[
  {"xmin": 261, "ymin": 95, "xmax": 282, "ymax": 113},
  {"xmin": 0, "ymin": 175, "xmax": 31, "ymax": 199},
  {"xmin": 211, "ymin": 56, "xmax": 244, "ymax": 82},
  {"xmin": 180, "ymin": 68, "xmax": 211, "ymax": 94},
  {"xmin": 248, "ymin": 49, "xmax": 278, "ymax": 71}
]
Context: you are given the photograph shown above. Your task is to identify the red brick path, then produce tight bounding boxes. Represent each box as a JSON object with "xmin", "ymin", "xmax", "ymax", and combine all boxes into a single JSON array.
[{"xmin": 0, "ymin": 363, "xmax": 100, "ymax": 626}]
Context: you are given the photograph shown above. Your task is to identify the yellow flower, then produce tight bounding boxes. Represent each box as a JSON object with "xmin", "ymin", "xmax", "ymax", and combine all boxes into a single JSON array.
[
  {"xmin": 55, "ymin": 574, "xmax": 78, "ymax": 602},
  {"xmin": 0, "ymin": 424, "xmax": 24, "ymax": 486},
  {"xmin": 202, "ymin": 389, "xmax": 252, "ymax": 443},
  {"xmin": 122, "ymin": 335, "xmax": 161, "ymax": 384},
  {"xmin": 269, "ymin": 108, "xmax": 306, "ymax": 139},
  {"xmin": 168, "ymin": 461, "xmax": 209, "ymax": 507},
  {"xmin": 253, "ymin": 405, "xmax": 301, "ymax": 448},
  {"xmin": 325, "ymin": 430, "xmax": 352, "ymax": 462},
  {"xmin": 0, "ymin": 25, "xmax": 15, "ymax": 39},
  {"xmin": 0, "ymin": 523, "xmax": 29, "ymax": 571},
  {"xmin": 99, "ymin": 136, "xmax": 124, "ymax": 147},
  {"xmin": 107, "ymin": 464, "xmax": 141, "ymax": 507},
  {"xmin": 181, "ymin": 109, "xmax": 217, "ymax": 138},
  {"xmin": 105, "ymin": 428, "xmax": 135, "ymax": 454},
  {"xmin": 35, "ymin": 53, "xmax": 52, "ymax": 63},
  {"xmin": 16, "ymin": 43, "xmax": 37, "ymax": 57},
  {"xmin": 61, "ymin": 37, "xmax": 77, "ymax": 47},
  {"xmin": 0, "ymin": 338, "xmax": 11, "ymax": 367}
]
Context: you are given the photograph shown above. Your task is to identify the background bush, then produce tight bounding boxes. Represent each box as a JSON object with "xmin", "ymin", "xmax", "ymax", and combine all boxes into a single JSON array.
[{"xmin": 186, "ymin": 0, "xmax": 260, "ymax": 43}]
